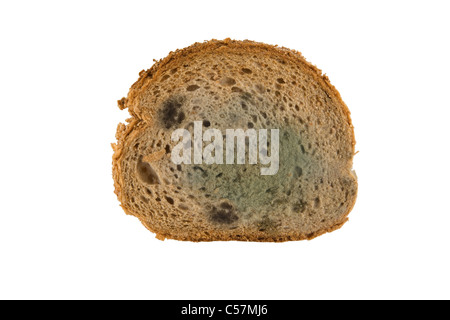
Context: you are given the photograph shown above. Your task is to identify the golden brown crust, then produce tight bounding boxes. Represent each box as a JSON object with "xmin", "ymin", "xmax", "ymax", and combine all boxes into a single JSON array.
[
  {"xmin": 139, "ymin": 217, "xmax": 349, "ymax": 242},
  {"xmin": 112, "ymin": 38, "xmax": 357, "ymax": 242}
]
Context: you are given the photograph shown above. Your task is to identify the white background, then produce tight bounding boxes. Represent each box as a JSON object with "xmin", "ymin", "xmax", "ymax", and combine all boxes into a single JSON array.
[{"xmin": 0, "ymin": 0, "xmax": 449, "ymax": 300}]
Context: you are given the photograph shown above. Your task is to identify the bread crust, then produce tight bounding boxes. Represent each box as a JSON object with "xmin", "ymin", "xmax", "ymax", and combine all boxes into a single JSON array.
[{"xmin": 112, "ymin": 39, "xmax": 357, "ymax": 242}]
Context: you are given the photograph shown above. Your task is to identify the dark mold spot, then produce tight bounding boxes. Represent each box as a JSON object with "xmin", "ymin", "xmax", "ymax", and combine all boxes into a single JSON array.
[
  {"xmin": 292, "ymin": 200, "xmax": 307, "ymax": 213},
  {"xmin": 210, "ymin": 202, "xmax": 239, "ymax": 225},
  {"xmin": 193, "ymin": 166, "xmax": 208, "ymax": 178},
  {"xmin": 160, "ymin": 95, "xmax": 186, "ymax": 129}
]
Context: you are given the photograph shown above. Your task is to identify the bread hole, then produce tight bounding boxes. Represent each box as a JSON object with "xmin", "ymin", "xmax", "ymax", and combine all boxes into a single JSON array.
[
  {"xmin": 184, "ymin": 121, "xmax": 194, "ymax": 130},
  {"xmin": 277, "ymin": 78, "xmax": 285, "ymax": 84},
  {"xmin": 136, "ymin": 157, "xmax": 161, "ymax": 185},
  {"xmin": 247, "ymin": 122, "xmax": 254, "ymax": 129},
  {"xmin": 155, "ymin": 197, "xmax": 161, "ymax": 202},
  {"xmin": 265, "ymin": 186, "xmax": 277, "ymax": 194},
  {"xmin": 255, "ymin": 84, "xmax": 265, "ymax": 94},
  {"xmin": 241, "ymin": 68, "xmax": 252, "ymax": 74},
  {"xmin": 140, "ymin": 195, "xmax": 149, "ymax": 204},
  {"xmin": 179, "ymin": 204, "xmax": 189, "ymax": 211},
  {"xmin": 170, "ymin": 68, "xmax": 178, "ymax": 74},
  {"xmin": 240, "ymin": 92, "xmax": 252, "ymax": 101},
  {"xmin": 231, "ymin": 87, "xmax": 243, "ymax": 93},
  {"xmin": 294, "ymin": 166, "xmax": 303, "ymax": 178},
  {"xmin": 165, "ymin": 144, "xmax": 171, "ymax": 154},
  {"xmin": 161, "ymin": 74, "xmax": 170, "ymax": 82},
  {"xmin": 165, "ymin": 196, "xmax": 174, "ymax": 205},
  {"xmin": 203, "ymin": 120, "xmax": 211, "ymax": 127},
  {"xmin": 186, "ymin": 84, "xmax": 200, "ymax": 91},
  {"xmin": 145, "ymin": 188, "xmax": 152, "ymax": 196},
  {"xmin": 177, "ymin": 164, "xmax": 182, "ymax": 171},
  {"xmin": 314, "ymin": 197, "xmax": 320, "ymax": 208},
  {"xmin": 219, "ymin": 77, "xmax": 236, "ymax": 86},
  {"xmin": 241, "ymin": 102, "xmax": 248, "ymax": 110}
]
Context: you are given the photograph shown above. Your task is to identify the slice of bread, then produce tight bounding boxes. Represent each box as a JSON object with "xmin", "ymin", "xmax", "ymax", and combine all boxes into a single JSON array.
[{"xmin": 112, "ymin": 39, "xmax": 357, "ymax": 241}]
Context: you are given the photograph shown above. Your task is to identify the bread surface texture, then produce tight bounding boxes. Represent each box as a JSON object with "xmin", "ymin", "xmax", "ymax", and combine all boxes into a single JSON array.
[{"xmin": 112, "ymin": 39, "xmax": 357, "ymax": 242}]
